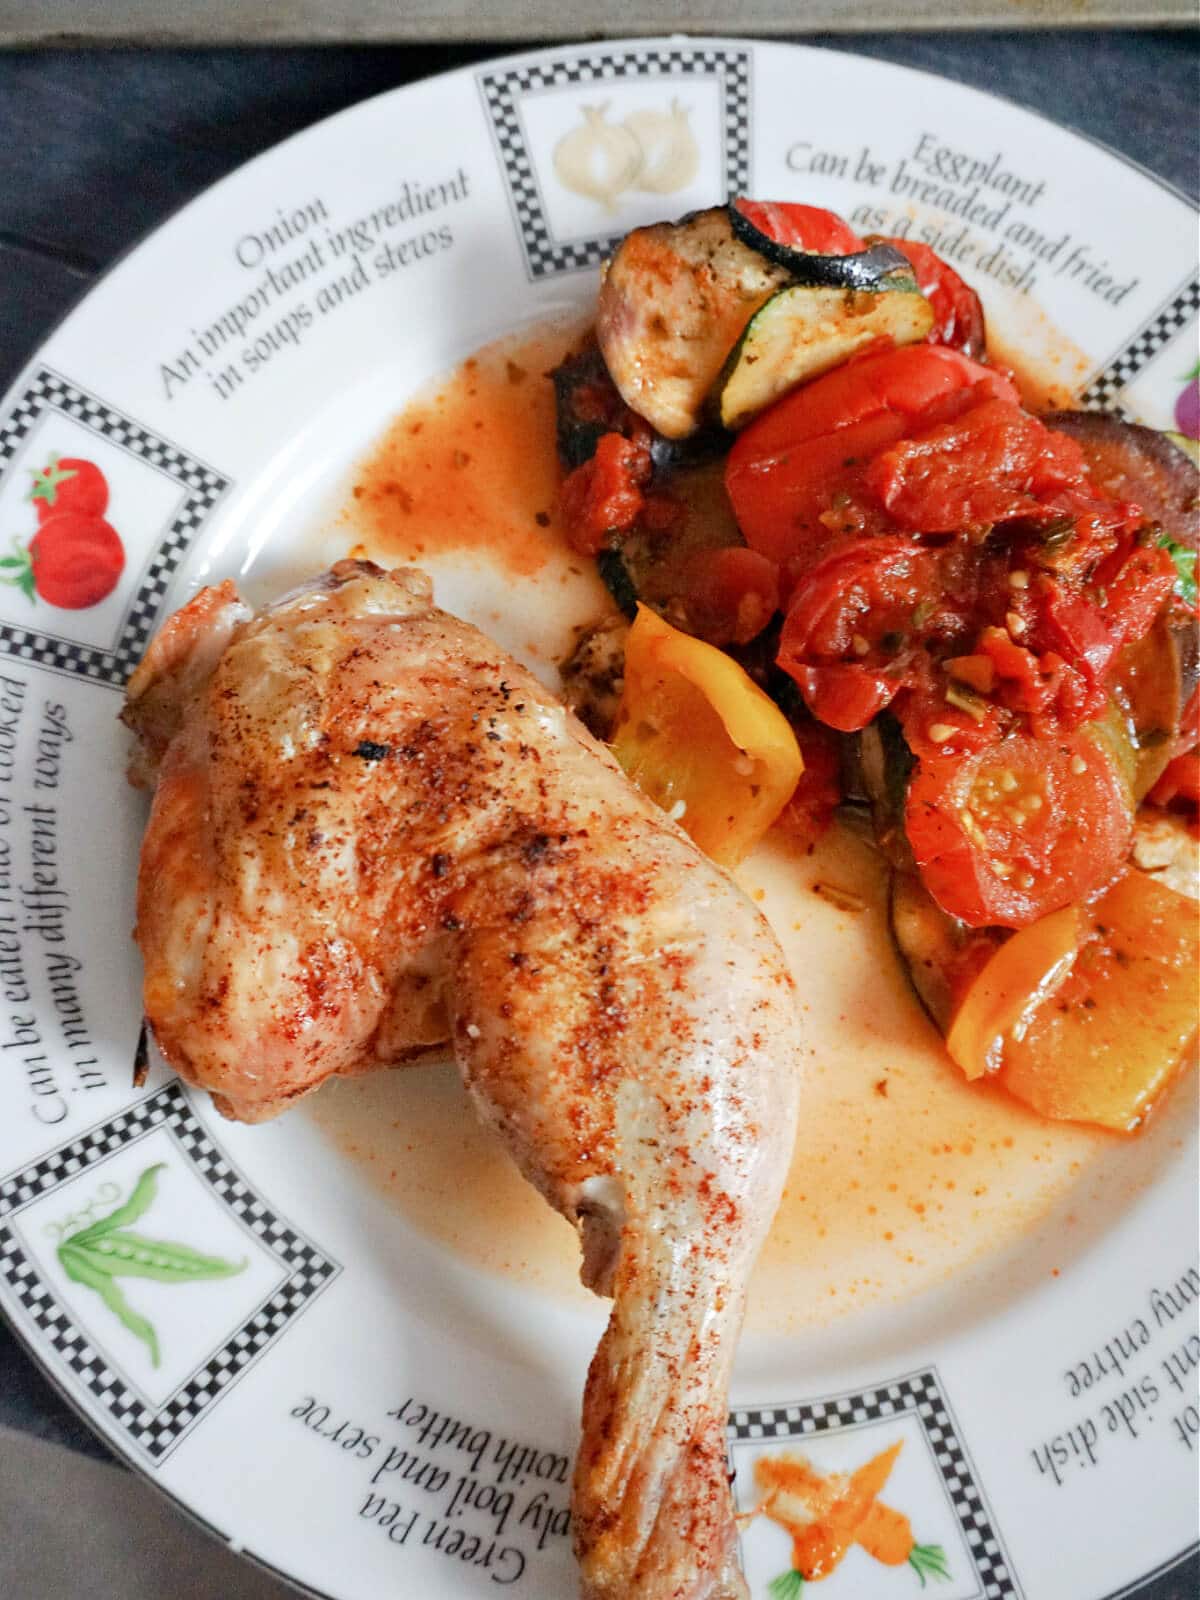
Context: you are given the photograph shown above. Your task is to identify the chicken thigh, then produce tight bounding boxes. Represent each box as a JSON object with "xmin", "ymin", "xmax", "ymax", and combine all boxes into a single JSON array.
[{"xmin": 124, "ymin": 560, "xmax": 803, "ymax": 1600}]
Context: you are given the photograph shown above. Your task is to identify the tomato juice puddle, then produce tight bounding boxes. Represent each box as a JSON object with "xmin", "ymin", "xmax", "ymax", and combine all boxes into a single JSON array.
[
  {"xmin": 339, "ymin": 321, "xmax": 581, "ymax": 579},
  {"xmin": 305, "ymin": 322, "xmax": 1145, "ymax": 1335}
]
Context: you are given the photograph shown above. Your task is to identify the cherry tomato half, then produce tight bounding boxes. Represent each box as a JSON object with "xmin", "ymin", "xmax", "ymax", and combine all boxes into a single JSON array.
[
  {"xmin": 778, "ymin": 535, "xmax": 937, "ymax": 730},
  {"xmin": 876, "ymin": 237, "xmax": 987, "ymax": 359},
  {"xmin": 670, "ymin": 546, "xmax": 781, "ymax": 647},
  {"xmin": 559, "ymin": 432, "xmax": 650, "ymax": 555},
  {"xmin": 726, "ymin": 346, "xmax": 1019, "ymax": 564},
  {"xmin": 904, "ymin": 728, "xmax": 1133, "ymax": 928},
  {"xmin": 865, "ymin": 398, "xmax": 1093, "ymax": 533}
]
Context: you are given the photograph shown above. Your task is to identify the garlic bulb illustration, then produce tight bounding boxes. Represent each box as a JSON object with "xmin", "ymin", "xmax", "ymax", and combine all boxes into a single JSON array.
[
  {"xmin": 625, "ymin": 100, "xmax": 700, "ymax": 194},
  {"xmin": 554, "ymin": 105, "xmax": 644, "ymax": 212}
]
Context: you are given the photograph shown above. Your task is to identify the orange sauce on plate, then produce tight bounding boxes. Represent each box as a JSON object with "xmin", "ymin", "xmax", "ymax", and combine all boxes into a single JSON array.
[{"xmin": 342, "ymin": 329, "xmax": 573, "ymax": 578}]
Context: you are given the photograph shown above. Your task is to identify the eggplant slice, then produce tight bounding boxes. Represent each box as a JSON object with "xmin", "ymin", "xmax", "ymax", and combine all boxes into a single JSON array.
[
  {"xmin": 594, "ymin": 458, "xmax": 746, "ymax": 623},
  {"xmin": 550, "ymin": 342, "xmax": 725, "ymax": 474},
  {"xmin": 597, "ymin": 204, "xmax": 938, "ymax": 439},
  {"xmin": 1046, "ymin": 410, "xmax": 1199, "ymax": 733},
  {"xmin": 596, "ymin": 207, "xmax": 791, "ymax": 440},
  {"xmin": 1043, "ymin": 411, "xmax": 1200, "ymax": 549},
  {"xmin": 559, "ymin": 614, "xmax": 630, "ymax": 741}
]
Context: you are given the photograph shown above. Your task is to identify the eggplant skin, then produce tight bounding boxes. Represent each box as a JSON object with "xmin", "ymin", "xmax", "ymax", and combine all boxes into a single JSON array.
[
  {"xmin": 1173, "ymin": 614, "xmax": 1200, "ymax": 717},
  {"xmin": 728, "ymin": 201, "xmax": 914, "ymax": 290},
  {"xmin": 551, "ymin": 342, "xmax": 724, "ymax": 473},
  {"xmin": 1043, "ymin": 411, "xmax": 1200, "ymax": 548}
]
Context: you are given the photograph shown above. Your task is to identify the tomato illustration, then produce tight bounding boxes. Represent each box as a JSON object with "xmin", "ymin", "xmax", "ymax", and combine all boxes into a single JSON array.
[
  {"xmin": 27, "ymin": 513, "xmax": 125, "ymax": 608},
  {"xmin": 27, "ymin": 454, "xmax": 109, "ymax": 523},
  {"xmin": 3, "ymin": 452, "xmax": 125, "ymax": 609},
  {"xmin": 1, "ymin": 508, "xmax": 126, "ymax": 610}
]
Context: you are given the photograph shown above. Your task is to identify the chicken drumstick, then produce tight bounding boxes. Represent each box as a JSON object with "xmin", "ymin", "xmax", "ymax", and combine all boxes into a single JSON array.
[{"xmin": 124, "ymin": 560, "xmax": 803, "ymax": 1600}]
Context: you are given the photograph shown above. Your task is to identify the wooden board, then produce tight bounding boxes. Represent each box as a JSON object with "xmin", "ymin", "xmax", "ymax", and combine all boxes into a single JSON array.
[{"xmin": 3, "ymin": 0, "xmax": 1197, "ymax": 43}]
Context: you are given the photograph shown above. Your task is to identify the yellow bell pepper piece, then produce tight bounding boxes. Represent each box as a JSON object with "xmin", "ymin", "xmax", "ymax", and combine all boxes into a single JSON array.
[
  {"xmin": 997, "ymin": 870, "xmax": 1199, "ymax": 1132},
  {"xmin": 611, "ymin": 604, "xmax": 802, "ymax": 867},
  {"xmin": 945, "ymin": 904, "xmax": 1081, "ymax": 1081}
]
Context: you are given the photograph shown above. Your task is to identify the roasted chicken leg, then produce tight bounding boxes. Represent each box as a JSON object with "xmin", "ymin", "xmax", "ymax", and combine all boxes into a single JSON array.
[{"xmin": 124, "ymin": 560, "xmax": 803, "ymax": 1600}]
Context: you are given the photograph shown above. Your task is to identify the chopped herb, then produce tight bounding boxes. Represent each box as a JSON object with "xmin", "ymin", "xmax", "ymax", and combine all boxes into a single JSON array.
[
  {"xmin": 1040, "ymin": 514, "xmax": 1076, "ymax": 552},
  {"xmin": 812, "ymin": 880, "xmax": 866, "ymax": 913},
  {"xmin": 945, "ymin": 682, "xmax": 989, "ymax": 722},
  {"xmin": 1159, "ymin": 531, "xmax": 1198, "ymax": 606}
]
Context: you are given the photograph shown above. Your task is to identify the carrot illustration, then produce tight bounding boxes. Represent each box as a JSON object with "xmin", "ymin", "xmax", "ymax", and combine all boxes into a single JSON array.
[
  {"xmin": 751, "ymin": 1440, "xmax": 950, "ymax": 1592},
  {"xmin": 858, "ymin": 1497, "xmax": 915, "ymax": 1564}
]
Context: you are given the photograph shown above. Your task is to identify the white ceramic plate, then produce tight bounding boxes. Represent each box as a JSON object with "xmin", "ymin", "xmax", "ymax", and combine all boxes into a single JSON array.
[{"xmin": 0, "ymin": 37, "xmax": 1195, "ymax": 1600}]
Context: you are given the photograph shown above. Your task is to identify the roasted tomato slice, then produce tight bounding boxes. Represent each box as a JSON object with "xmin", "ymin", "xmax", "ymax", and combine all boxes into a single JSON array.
[
  {"xmin": 875, "ymin": 237, "xmax": 986, "ymax": 358},
  {"xmin": 726, "ymin": 346, "xmax": 1019, "ymax": 564},
  {"xmin": 559, "ymin": 431, "xmax": 650, "ymax": 555},
  {"xmin": 904, "ymin": 729, "xmax": 1133, "ymax": 928},
  {"xmin": 778, "ymin": 535, "xmax": 937, "ymax": 731},
  {"xmin": 864, "ymin": 398, "xmax": 1095, "ymax": 533},
  {"xmin": 670, "ymin": 546, "xmax": 781, "ymax": 647}
]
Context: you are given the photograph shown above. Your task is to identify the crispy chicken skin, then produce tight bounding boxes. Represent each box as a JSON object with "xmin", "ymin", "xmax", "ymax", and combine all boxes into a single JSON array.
[{"xmin": 123, "ymin": 560, "xmax": 802, "ymax": 1600}]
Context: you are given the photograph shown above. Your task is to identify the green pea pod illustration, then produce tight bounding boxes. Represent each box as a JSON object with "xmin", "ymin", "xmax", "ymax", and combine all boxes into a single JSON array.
[
  {"xmin": 58, "ymin": 1244, "xmax": 164, "ymax": 1367},
  {"xmin": 70, "ymin": 1162, "xmax": 163, "ymax": 1243},
  {"xmin": 55, "ymin": 1163, "xmax": 246, "ymax": 1367}
]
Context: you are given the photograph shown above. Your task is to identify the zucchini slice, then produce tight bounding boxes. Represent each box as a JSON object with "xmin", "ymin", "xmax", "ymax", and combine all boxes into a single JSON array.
[
  {"xmin": 729, "ymin": 199, "xmax": 914, "ymax": 289},
  {"xmin": 711, "ymin": 280, "xmax": 935, "ymax": 432},
  {"xmin": 890, "ymin": 870, "xmax": 1004, "ymax": 1036},
  {"xmin": 1109, "ymin": 617, "xmax": 1186, "ymax": 801},
  {"xmin": 596, "ymin": 549, "xmax": 639, "ymax": 620}
]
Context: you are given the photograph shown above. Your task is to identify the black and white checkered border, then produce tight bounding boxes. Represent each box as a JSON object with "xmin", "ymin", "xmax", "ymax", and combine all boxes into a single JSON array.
[
  {"xmin": 479, "ymin": 45, "xmax": 752, "ymax": 280},
  {"xmin": 0, "ymin": 1081, "xmax": 339, "ymax": 1462},
  {"xmin": 729, "ymin": 1367, "xmax": 1021, "ymax": 1600},
  {"xmin": 0, "ymin": 367, "xmax": 230, "ymax": 689},
  {"xmin": 1078, "ymin": 276, "xmax": 1199, "ymax": 416}
]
